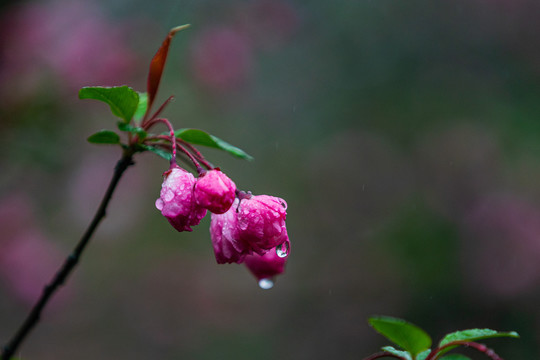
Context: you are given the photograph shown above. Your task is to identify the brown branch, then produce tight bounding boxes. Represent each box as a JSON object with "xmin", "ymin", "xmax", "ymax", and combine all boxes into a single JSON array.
[{"xmin": 1, "ymin": 152, "xmax": 135, "ymax": 360}]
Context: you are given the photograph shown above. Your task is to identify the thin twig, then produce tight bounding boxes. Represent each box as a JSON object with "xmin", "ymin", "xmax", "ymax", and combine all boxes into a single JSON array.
[
  {"xmin": 154, "ymin": 143, "xmax": 198, "ymax": 172},
  {"xmin": 144, "ymin": 118, "xmax": 177, "ymax": 168},
  {"xmin": 147, "ymin": 134, "xmax": 205, "ymax": 173},
  {"xmin": 176, "ymin": 143, "xmax": 204, "ymax": 174},
  {"xmin": 141, "ymin": 95, "xmax": 175, "ymax": 129},
  {"xmin": 178, "ymin": 139, "xmax": 214, "ymax": 170},
  {"xmin": 426, "ymin": 341, "xmax": 504, "ymax": 360},
  {"xmin": 1, "ymin": 152, "xmax": 135, "ymax": 360}
]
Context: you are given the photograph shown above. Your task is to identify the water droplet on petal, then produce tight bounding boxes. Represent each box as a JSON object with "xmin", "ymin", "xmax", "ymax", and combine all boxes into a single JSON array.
[
  {"xmin": 164, "ymin": 189, "xmax": 174, "ymax": 202},
  {"xmin": 239, "ymin": 221, "xmax": 248, "ymax": 231},
  {"xmin": 258, "ymin": 278, "xmax": 274, "ymax": 289},
  {"xmin": 276, "ymin": 242, "xmax": 290, "ymax": 258}
]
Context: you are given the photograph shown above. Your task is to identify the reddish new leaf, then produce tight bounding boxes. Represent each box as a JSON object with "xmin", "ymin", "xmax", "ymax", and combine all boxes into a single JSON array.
[{"xmin": 145, "ymin": 24, "xmax": 190, "ymax": 120}]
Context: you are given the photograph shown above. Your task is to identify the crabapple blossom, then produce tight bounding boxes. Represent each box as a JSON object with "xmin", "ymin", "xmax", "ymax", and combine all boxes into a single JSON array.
[
  {"xmin": 236, "ymin": 194, "xmax": 288, "ymax": 254},
  {"xmin": 209, "ymin": 199, "xmax": 247, "ymax": 264},
  {"xmin": 194, "ymin": 169, "xmax": 236, "ymax": 214},
  {"xmin": 209, "ymin": 194, "xmax": 289, "ymax": 267},
  {"xmin": 244, "ymin": 239, "xmax": 290, "ymax": 286},
  {"xmin": 155, "ymin": 167, "xmax": 206, "ymax": 232}
]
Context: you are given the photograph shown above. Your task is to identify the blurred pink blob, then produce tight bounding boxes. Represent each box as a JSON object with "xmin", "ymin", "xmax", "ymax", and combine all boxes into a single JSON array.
[
  {"xmin": 0, "ymin": 0, "xmax": 136, "ymax": 101},
  {"xmin": 236, "ymin": 0, "xmax": 300, "ymax": 51},
  {"xmin": 0, "ymin": 194, "xmax": 34, "ymax": 236},
  {"xmin": 0, "ymin": 231, "xmax": 66, "ymax": 305},
  {"xmin": 462, "ymin": 194, "xmax": 540, "ymax": 299},
  {"xmin": 188, "ymin": 1, "xmax": 298, "ymax": 91},
  {"xmin": 190, "ymin": 26, "xmax": 253, "ymax": 91},
  {"xmin": 66, "ymin": 154, "xmax": 146, "ymax": 237},
  {"xmin": 0, "ymin": 195, "xmax": 69, "ymax": 305}
]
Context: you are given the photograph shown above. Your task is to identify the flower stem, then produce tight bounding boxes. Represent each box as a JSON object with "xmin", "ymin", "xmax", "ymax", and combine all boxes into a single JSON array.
[
  {"xmin": 178, "ymin": 139, "xmax": 214, "ymax": 170},
  {"xmin": 1, "ymin": 152, "xmax": 135, "ymax": 360},
  {"xmin": 142, "ymin": 118, "xmax": 177, "ymax": 168},
  {"xmin": 176, "ymin": 143, "xmax": 204, "ymax": 174},
  {"xmin": 426, "ymin": 341, "xmax": 504, "ymax": 360},
  {"xmin": 143, "ymin": 95, "xmax": 175, "ymax": 127}
]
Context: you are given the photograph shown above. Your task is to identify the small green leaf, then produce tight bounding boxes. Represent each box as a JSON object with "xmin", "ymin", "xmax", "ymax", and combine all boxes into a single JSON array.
[
  {"xmin": 439, "ymin": 355, "xmax": 471, "ymax": 360},
  {"xmin": 79, "ymin": 86, "xmax": 139, "ymax": 123},
  {"xmin": 369, "ymin": 316, "xmax": 432, "ymax": 357},
  {"xmin": 174, "ymin": 128, "xmax": 253, "ymax": 160},
  {"xmin": 87, "ymin": 130, "xmax": 120, "ymax": 144},
  {"xmin": 381, "ymin": 346, "xmax": 412, "ymax": 360},
  {"xmin": 439, "ymin": 329, "xmax": 519, "ymax": 347},
  {"xmin": 416, "ymin": 349, "xmax": 431, "ymax": 360},
  {"xmin": 134, "ymin": 92, "xmax": 148, "ymax": 122},
  {"xmin": 136, "ymin": 144, "xmax": 172, "ymax": 161},
  {"xmin": 117, "ymin": 122, "xmax": 147, "ymax": 141}
]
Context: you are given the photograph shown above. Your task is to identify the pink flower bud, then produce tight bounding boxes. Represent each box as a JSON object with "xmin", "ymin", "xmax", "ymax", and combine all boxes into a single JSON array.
[
  {"xmin": 155, "ymin": 167, "xmax": 207, "ymax": 232},
  {"xmin": 244, "ymin": 239, "xmax": 290, "ymax": 287},
  {"xmin": 209, "ymin": 199, "xmax": 248, "ymax": 264},
  {"xmin": 194, "ymin": 169, "xmax": 236, "ymax": 214},
  {"xmin": 237, "ymin": 195, "xmax": 288, "ymax": 254}
]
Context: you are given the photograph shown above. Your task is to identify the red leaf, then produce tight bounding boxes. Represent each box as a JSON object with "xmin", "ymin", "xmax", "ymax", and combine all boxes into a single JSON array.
[{"xmin": 145, "ymin": 24, "xmax": 190, "ymax": 120}]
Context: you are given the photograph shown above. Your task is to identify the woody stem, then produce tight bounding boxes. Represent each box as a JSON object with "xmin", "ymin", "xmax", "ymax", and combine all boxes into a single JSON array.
[{"xmin": 1, "ymin": 151, "xmax": 135, "ymax": 360}]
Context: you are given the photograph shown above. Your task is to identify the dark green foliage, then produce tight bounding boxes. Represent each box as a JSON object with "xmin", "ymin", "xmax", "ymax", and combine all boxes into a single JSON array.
[
  {"xmin": 369, "ymin": 316, "xmax": 431, "ymax": 358},
  {"xmin": 87, "ymin": 130, "xmax": 120, "ymax": 144},
  {"xmin": 79, "ymin": 86, "xmax": 139, "ymax": 123},
  {"xmin": 366, "ymin": 316, "xmax": 518, "ymax": 360},
  {"xmin": 174, "ymin": 128, "xmax": 253, "ymax": 160},
  {"xmin": 439, "ymin": 329, "xmax": 519, "ymax": 347}
]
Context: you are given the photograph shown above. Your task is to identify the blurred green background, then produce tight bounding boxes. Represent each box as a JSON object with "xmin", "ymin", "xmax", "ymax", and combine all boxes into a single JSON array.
[{"xmin": 1, "ymin": 0, "xmax": 540, "ymax": 358}]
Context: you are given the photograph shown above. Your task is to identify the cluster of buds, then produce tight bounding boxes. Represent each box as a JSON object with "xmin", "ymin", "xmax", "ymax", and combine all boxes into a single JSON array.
[
  {"xmin": 155, "ymin": 166, "xmax": 290, "ymax": 288},
  {"xmin": 80, "ymin": 24, "xmax": 291, "ymax": 288}
]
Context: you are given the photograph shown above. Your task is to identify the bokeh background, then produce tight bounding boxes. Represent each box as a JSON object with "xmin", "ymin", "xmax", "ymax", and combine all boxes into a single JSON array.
[{"xmin": 1, "ymin": 0, "xmax": 540, "ymax": 358}]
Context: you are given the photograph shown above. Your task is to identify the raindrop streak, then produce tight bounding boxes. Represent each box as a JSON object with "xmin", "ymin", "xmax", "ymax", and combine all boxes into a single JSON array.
[
  {"xmin": 276, "ymin": 242, "xmax": 290, "ymax": 258},
  {"xmin": 259, "ymin": 278, "xmax": 274, "ymax": 290}
]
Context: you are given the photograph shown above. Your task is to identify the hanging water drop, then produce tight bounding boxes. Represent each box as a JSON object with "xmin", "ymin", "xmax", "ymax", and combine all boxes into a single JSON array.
[
  {"xmin": 258, "ymin": 278, "xmax": 274, "ymax": 289},
  {"xmin": 276, "ymin": 242, "xmax": 290, "ymax": 258}
]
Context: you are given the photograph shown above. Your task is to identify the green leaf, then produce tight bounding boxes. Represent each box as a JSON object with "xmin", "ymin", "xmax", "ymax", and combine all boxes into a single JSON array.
[
  {"xmin": 117, "ymin": 122, "xmax": 147, "ymax": 141},
  {"xmin": 134, "ymin": 92, "xmax": 148, "ymax": 122},
  {"xmin": 381, "ymin": 346, "xmax": 412, "ymax": 360},
  {"xmin": 369, "ymin": 316, "xmax": 432, "ymax": 357},
  {"xmin": 79, "ymin": 86, "xmax": 139, "ymax": 123},
  {"xmin": 416, "ymin": 349, "xmax": 431, "ymax": 360},
  {"xmin": 174, "ymin": 128, "xmax": 253, "ymax": 160},
  {"xmin": 136, "ymin": 144, "xmax": 172, "ymax": 161},
  {"xmin": 87, "ymin": 130, "xmax": 120, "ymax": 144},
  {"xmin": 439, "ymin": 355, "xmax": 471, "ymax": 360},
  {"xmin": 439, "ymin": 329, "xmax": 519, "ymax": 347}
]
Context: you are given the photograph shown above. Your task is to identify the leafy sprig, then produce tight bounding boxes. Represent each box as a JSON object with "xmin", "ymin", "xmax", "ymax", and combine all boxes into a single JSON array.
[
  {"xmin": 80, "ymin": 24, "xmax": 252, "ymax": 166},
  {"xmin": 1, "ymin": 24, "xmax": 252, "ymax": 360},
  {"xmin": 80, "ymin": 84, "xmax": 252, "ymax": 161},
  {"xmin": 364, "ymin": 316, "xmax": 519, "ymax": 360}
]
